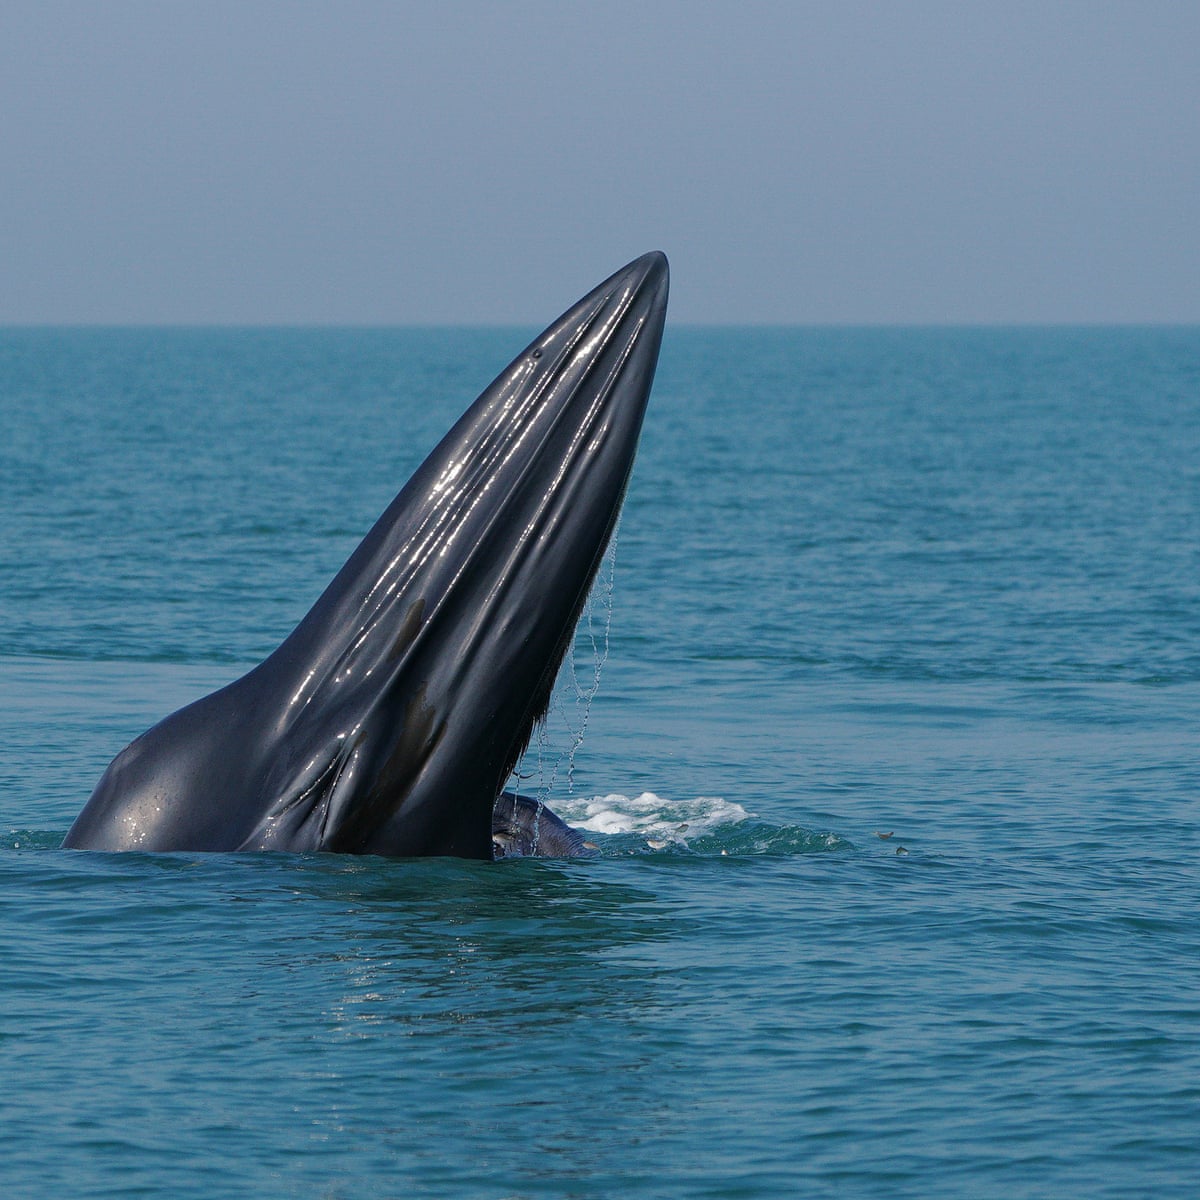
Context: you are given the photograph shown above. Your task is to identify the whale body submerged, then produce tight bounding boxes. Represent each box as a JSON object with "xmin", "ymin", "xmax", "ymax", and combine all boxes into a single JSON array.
[{"xmin": 64, "ymin": 252, "xmax": 669, "ymax": 859}]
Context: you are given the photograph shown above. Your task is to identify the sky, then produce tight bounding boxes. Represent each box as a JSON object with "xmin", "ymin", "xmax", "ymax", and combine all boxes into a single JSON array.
[{"xmin": 1, "ymin": 1, "xmax": 1198, "ymax": 324}]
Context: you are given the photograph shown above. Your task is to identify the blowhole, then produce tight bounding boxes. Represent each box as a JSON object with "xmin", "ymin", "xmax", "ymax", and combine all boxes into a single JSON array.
[{"xmin": 531, "ymin": 348, "xmax": 543, "ymax": 359}]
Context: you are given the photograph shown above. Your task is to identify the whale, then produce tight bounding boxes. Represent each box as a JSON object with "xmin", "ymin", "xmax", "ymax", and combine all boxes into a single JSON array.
[{"xmin": 63, "ymin": 251, "xmax": 668, "ymax": 858}]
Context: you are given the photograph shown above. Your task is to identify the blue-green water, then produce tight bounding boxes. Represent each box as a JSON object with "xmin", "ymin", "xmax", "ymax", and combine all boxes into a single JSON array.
[{"xmin": 2, "ymin": 327, "xmax": 1198, "ymax": 1197}]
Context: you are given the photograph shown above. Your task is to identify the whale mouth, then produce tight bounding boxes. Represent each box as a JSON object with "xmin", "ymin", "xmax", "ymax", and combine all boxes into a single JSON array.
[{"xmin": 285, "ymin": 251, "xmax": 668, "ymax": 858}]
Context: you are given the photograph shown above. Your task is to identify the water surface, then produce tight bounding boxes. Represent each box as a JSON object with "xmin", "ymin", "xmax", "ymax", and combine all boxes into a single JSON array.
[{"xmin": 2, "ymin": 326, "xmax": 1198, "ymax": 1197}]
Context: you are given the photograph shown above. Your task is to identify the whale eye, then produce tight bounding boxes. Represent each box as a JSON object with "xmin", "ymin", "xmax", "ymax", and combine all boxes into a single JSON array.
[{"xmin": 531, "ymin": 348, "xmax": 542, "ymax": 359}]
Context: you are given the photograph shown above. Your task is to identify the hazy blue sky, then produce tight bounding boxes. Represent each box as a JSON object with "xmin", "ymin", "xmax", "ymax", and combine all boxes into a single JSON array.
[{"xmin": 2, "ymin": 2, "xmax": 1197, "ymax": 323}]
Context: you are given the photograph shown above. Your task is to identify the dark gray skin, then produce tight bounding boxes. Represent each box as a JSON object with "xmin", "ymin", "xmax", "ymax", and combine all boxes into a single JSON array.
[
  {"xmin": 63, "ymin": 252, "xmax": 668, "ymax": 859},
  {"xmin": 491, "ymin": 792, "xmax": 597, "ymax": 860}
]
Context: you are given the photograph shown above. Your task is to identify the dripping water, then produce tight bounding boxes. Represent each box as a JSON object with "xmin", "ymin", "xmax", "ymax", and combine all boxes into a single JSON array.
[{"xmin": 512, "ymin": 520, "xmax": 620, "ymax": 850}]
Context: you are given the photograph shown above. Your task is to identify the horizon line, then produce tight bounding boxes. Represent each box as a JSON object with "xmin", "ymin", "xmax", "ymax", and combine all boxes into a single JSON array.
[{"xmin": 2, "ymin": 319, "xmax": 1199, "ymax": 332}]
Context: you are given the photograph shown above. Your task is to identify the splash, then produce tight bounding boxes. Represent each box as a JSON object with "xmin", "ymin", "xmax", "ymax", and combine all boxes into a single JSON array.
[
  {"xmin": 560, "ymin": 791, "xmax": 751, "ymax": 839},
  {"xmin": 551, "ymin": 791, "xmax": 850, "ymax": 858}
]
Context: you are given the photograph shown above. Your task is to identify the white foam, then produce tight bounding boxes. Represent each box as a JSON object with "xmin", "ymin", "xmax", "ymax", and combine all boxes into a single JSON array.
[{"xmin": 554, "ymin": 791, "xmax": 751, "ymax": 841}]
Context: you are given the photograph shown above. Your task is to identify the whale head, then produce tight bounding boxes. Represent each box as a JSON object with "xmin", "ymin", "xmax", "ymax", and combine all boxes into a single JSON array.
[{"xmin": 64, "ymin": 252, "xmax": 669, "ymax": 858}]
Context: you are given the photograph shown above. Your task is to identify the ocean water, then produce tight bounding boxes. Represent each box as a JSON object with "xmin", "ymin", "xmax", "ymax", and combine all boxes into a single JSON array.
[{"xmin": 1, "ymin": 325, "xmax": 1198, "ymax": 1198}]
